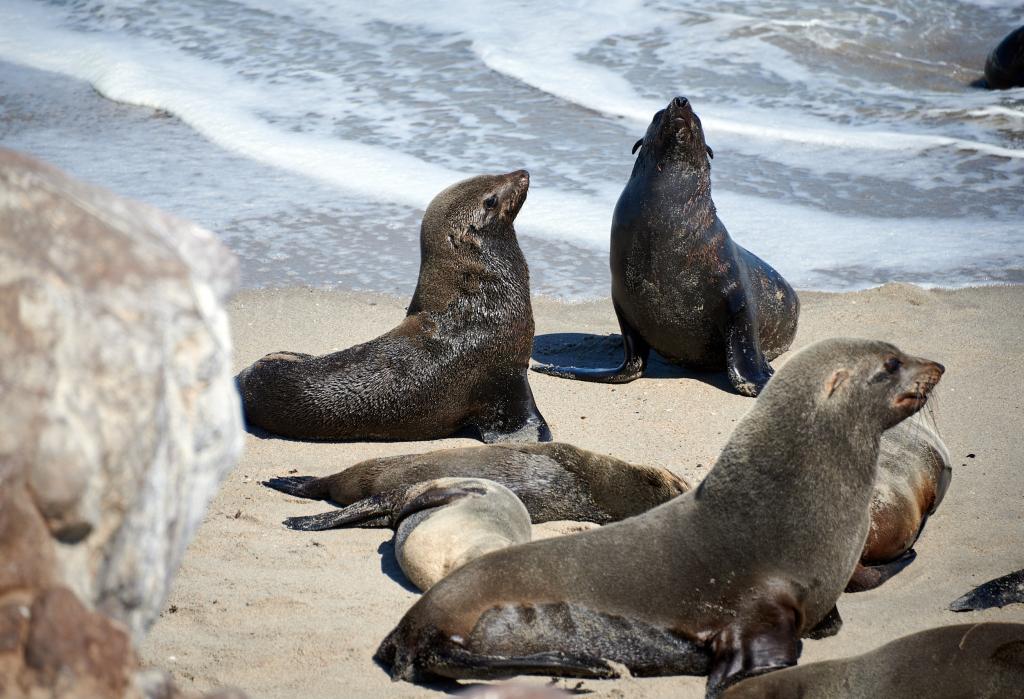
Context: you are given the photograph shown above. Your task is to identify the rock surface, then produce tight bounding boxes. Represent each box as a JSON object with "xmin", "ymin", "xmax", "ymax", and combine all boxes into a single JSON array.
[{"xmin": 0, "ymin": 147, "xmax": 243, "ymax": 647}]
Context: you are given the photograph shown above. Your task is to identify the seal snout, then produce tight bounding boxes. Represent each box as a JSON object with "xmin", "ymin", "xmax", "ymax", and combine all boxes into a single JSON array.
[{"xmin": 894, "ymin": 359, "xmax": 944, "ymax": 411}]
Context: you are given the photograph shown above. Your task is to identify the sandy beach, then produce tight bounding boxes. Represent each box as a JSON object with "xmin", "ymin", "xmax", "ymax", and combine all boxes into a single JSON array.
[{"xmin": 139, "ymin": 283, "xmax": 1024, "ymax": 698}]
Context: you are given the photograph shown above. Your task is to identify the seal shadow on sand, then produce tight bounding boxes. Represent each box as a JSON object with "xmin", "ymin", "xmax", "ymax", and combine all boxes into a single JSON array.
[
  {"xmin": 532, "ymin": 332, "xmax": 735, "ymax": 392},
  {"xmin": 376, "ymin": 540, "xmax": 421, "ymax": 594}
]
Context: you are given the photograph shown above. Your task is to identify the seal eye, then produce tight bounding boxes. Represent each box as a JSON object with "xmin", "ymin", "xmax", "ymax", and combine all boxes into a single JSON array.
[
  {"xmin": 884, "ymin": 357, "xmax": 902, "ymax": 374},
  {"xmin": 483, "ymin": 195, "xmax": 498, "ymax": 210}
]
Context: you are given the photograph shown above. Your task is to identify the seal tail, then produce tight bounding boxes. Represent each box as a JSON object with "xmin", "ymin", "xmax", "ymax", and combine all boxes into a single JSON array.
[
  {"xmin": 262, "ymin": 475, "xmax": 328, "ymax": 499},
  {"xmin": 283, "ymin": 492, "xmax": 396, "ymax": 531}
]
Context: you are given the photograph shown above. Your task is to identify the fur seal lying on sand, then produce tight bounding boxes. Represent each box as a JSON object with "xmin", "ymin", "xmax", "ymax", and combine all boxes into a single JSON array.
[
  {"xmin": 848, "ymin": 417, "xmax": 951, "ymax": 592},
  {"xmin": 376, "ymin": 338, "xmax": 944, "ymax": 696},
  {"xmin": 950, "ymin": 569, "xmax": 1024, "ymax": 612},
  {"xmin": 390, "ymin": 478, "xmax": 531, "ymax": 591},
  {"xmin": 720, "ymin": 622, "xmax": 1024, "ymax": 698},
  {"xmin": 534, "ymin": 97, "xmax": 798, "ymax": 397},
  {"xmin": 974, "ymin": 26, "xmax": 1024, "ymax": 90},
  {"xmin": 266, "ymin": 442, "xmax": 689, "ymax": 529},
  {"xmin": 236, "ymin": 171, "xmax": 550, "ymax": 443}
]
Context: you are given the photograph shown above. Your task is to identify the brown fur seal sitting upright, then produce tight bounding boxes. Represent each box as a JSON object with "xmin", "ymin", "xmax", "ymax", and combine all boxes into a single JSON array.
[
  {"xmin": 376, "ymin": 338, "xmax": 944, "ymax": 696},
  {"xmin": 848, "ymin": 417, "xmax": 952, "ymax": 592},
  {"xmin": 265, "ymin": 442, "xmax": 689, "ymax": 529},
  {"xmin": 720, "ymin": 622, "xmax": 1024, "ymax": 698},
  {"xmin": 236, "ymin": 171, "xmax": 551, "ymax": 443},
  {"xmin": 534, "ymin": 97, "xmax": 798, "ymax": 396}
]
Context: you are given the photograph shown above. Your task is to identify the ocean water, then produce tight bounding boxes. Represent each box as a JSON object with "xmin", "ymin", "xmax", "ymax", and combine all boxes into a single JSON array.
[{"xmin": 1, "ymin": 0, "xmax": 1022, "ymax": 298}]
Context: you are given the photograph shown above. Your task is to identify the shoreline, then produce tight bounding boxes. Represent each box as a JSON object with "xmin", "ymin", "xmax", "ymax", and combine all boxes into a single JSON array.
[{"xmin": 140, "ymin": 282, "xmax": 1024, "ymax": 698}]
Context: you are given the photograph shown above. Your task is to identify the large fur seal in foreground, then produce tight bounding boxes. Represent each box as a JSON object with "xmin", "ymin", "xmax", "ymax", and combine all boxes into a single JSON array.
[
  {"xmin": 534, "ymin": 97, "xmax": 798, "ymax": 397},
  {"xmin": 376, "ymin": 339, "xmax": 944, "ymax": 696},
  {"xmin": 721, "ymin": 623, "xmax": 1024, "ymax": 698},
  {"xmin": 237, "ymin": 171, "xmax": 551, "ymax": 443},
  {"xmin": 848, "ymin": 417, "xmax": 951, "ymax": 592},
  {"xmin": 264, "ymin": 442, "xmax": 689, "ymax": 528}
]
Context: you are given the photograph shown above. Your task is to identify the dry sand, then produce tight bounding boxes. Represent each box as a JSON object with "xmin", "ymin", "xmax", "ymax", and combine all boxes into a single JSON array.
[{"xmin": 140, "ymin": 283, "xmax": 1024, "ymax": 697}]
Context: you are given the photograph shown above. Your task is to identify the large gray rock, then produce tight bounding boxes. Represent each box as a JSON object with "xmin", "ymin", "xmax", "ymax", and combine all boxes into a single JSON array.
[{"xmin": 0, "ymin": 148, "xmax": 243, "ymax": 642}]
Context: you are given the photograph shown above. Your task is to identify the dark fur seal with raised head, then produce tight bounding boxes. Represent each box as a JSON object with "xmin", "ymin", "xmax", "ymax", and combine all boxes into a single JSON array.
[
  {"xmin": 376, "ymin": 338, "xmax": 944, "ymax": 696},
  {"xmin": 721, "ymin": 622, "xmax": 1024, "ymax": 698},
  {"xmin": 265, "ymin": 442, "xmax": 689, "ymax": 529},
  {"xmin": 534, "ymin": 97, "xmax": 798, "ymax": 396},
  {"xmin": 237, "ymin": 171, "xmax": 551, "ymax": 443}
]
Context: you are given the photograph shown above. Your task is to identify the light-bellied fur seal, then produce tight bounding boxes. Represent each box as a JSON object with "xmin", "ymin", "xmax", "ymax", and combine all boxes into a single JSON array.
[
  {"xmin": 974, "ymin": 26, "xmax": 1024, "ymax": 90},
  {"xmin": 375, "ymin": 338, "xmax": 944, "ymax": 697},
  {"xmin": 720, "ymin": 622, "xmax": 1024, "ymax": 698},
  {"xmin": 950, "ymin": 569, "xmax": 1024, "ymax": 612},
  {"xmin": 533, "ymin": 96, "xmax": 798, "ymax": 397},
  {"xmin": 389, "ymin": 478, "xmax": 531, "ymax": 591},
  {"xmin": 236, "ymin": 170, "xmax": 551, "ymax": 443},
  {"xmin": 848, "ymin": 416, "xmax": 952, "ymax": 592},
  {"xmin": 264, "ymin": 442, "xmax": 689, "ymax": 529}
]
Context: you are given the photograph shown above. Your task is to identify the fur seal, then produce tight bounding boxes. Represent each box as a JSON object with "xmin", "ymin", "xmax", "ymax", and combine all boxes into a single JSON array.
[
  {"xmin": 533, "ymin": 96, "xmax": 798, "ymax": 397},
  {"xmin": 847, "ymin": 417, "xmax": 952, "ymax": 592},
  {"xmin": 236, "ymin": 171, "xmax": 551, "ymax": 443},
  {"xmin": 974, "ymin": 26, "xmax": 1024, "ymax": 90},
  {"xmin": 720, "ymin": 622, "xmax": 1024, "ymax": 698},
  {"xmin": 950, "ymin": 569, "xmax": 1024, "ymax": 612},
  {"xmin": 389, "ymin": 478, "xmax": 532, "ymax": 591},
  {"xmin": 375, "ymin": 338, "xmax": 944, "ymax": 696},
  {"xmin": 265, "ymin": 442, "xmax": 688, "ymax": 529}
]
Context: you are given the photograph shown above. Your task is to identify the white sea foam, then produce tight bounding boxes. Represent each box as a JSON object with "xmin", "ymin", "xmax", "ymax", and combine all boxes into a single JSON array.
[{"xmin": 0, "ymin": 0, "xmax": 1021, "ymax": 295}]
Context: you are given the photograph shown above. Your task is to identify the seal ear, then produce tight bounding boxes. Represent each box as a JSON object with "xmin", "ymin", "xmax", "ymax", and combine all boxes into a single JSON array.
[
  {"xmin": 826, "ymin": 369, "xmax": 850, "ymax": 398},
  {"xmin": 632, "ymin": 138, "xmax": 644, "ymax": 155},
  {"xmin": 706, "ymin": 145, "xmax": 714, "ymax": 159}
]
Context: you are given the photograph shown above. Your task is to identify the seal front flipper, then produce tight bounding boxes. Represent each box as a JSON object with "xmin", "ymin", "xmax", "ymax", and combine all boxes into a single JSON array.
[
  {"xmin": 845, "ymin": 549, "xmax": 917, "ymax": 593},
  {"xmin": 473, "ymin": 371, "xmax": 552, "ymax": 443},
  {"xmin": 706, "ymin": 584, "xmax": 803, "ymax": 698},
  {"xmin": 950, "ymin": 569, "xmax": 1024, "ymax": 612},
  {"xmin": 532, "ymin": 302, "xmax": 650, "ymax": 384},
  {"xmin": 724, "ymin": 292, "xmax": 773, "ymax": 397},
  {"xmin": 283, "ymin": 490, "xmax": 403, "ymax": 530}
]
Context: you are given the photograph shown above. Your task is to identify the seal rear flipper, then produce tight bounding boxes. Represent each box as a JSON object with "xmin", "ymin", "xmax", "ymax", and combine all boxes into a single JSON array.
[
  {"xmin": 950, "ymin": 569, "xmax": 1024, "ymax": 612},
  {"xmin": 283, "ymin": 491, "xmax": 400, "ymax": 531},
  {"xmin": 844, "ymin": 549, "xmax": 917, "ymax": 593},
  {"xmin": 474, "ymin": 373, "xmax": 552, "ymax": 443},
  {"xmin": 706, "ymin": 586, "xmax": 803, "ymax": 698},
  {"xmin": 394, "ymin": 485, "xmax": 488, "ymax": 526},
  {"xmin": 724, "ymin": 295, "xmax": 773, "ymax": 397},
  {"xmin": 262, "ymin": 475, "xmax": 324, "ymax": 499},
  {"xmin": 532, "ymin": 303, "xmax": 650, "ymax": 384}
]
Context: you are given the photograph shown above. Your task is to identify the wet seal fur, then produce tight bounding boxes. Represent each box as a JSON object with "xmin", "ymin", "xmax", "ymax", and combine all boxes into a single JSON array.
[
  {"xmin": 265, "ymin": 442, "xmax": 689, "ymax": 529},
  {"xmin": 236, "ymin": 170, "xmax": 551, "ymax": 443},
  {"xmin": 848, "ymin": 416, "xmax": 952, "ymax": 592},
  {"xmin": 951, "ymin": 569, "xmax": 1024, "ymax": 612},
  {"xmin": 389, "ymin": 478, "xmax": 532, "ymax": 591},
  {"xmin": 375, "ymin": 338, "xmax": 944, "ymax": 697},
  {"xmin": 534, "ymin": 97, "xmax": 798, "ymax": 397},
  {"xmin": 720, "ymin": 622, "xmax": 1024, "ymax": 698},
  {"xmin": 972, "ymin": 26, "xmax": 1024, "ymax": 90}
]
